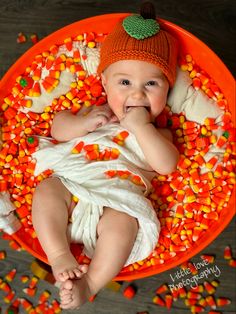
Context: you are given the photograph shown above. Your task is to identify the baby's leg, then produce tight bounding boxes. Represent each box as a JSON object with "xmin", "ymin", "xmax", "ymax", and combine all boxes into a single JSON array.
[
  {"xmin": 60, "ymin": 207, "xmax": 138, "ymax": 309},
  {"xmin": 32, "ymin": 177, "xmax": 87, "ymax": 282}
]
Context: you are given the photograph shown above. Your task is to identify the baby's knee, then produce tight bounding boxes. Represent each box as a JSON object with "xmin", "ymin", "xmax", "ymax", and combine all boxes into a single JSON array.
[
  {"xmin": 111, "ymin": 211, "xmax": 138, "ymax": 245},
  {"xmin": 98, "ymin": 208, "xmax": 138, "ymax": 238},
  {"xmin": 33, "ymin": 177, "xmax": 68, "ymax": 207}
]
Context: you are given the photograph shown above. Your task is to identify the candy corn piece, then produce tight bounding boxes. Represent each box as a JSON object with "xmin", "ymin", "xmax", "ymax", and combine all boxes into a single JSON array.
[
  {"xmin": 203, "ymin": 281, "xmax": 216, "ymax": 295},
  {"xmin": 123, "ymin": 285, "xmax": 136, "ymax": 299},
  {"xmin": 170, "ymin": 287, "xmax": 179, "ymax": 301},
  {"xmin": 64, "ymin": 37, "xmax": 73, "ymax": 51},
  {"xmin": 86, "ymin": 149, "xmax": 99, "ymax": 160},
  {"xmin": 106, "ymin": 281, "xmax": 122, "ymax": 292},
  {"xmin": 110, "ymin": 148, "xmax": 120, "ymax": 159},
  {"xmin": 4, "ymin": 290, "xmax": 15, "ymax": 303},
  {"xmin": 45, "ymin": 55, "xmax": 55, "ymax": 70},
  {"xmin": 165, "ymin": 294, "xmax": 173, "ymax": 309},
  {"xmin": 200, "ymin": 254, "xmax": 215, "ymax": 263},
  {"xmin": 28, "ymin": 276, "xmax": 39, "ymax": 289},
  {"xmin": 192, "ymin": 77, "xmax": 201, "ymax": 90},
  {"xmin": 23, "ymin": 287, "xmax": 37, "ymax": 297},
  {"xmin": 211, "ymin": 280, "xmax": 219, "ymax": 288},
  {"xmin": 216, "ymin": 297, "xmax": 231, "ymax": 306},
  {"xmin": 155, "ymin": 283, "xmax": 169, "ymax": 294},
  {"xmin": 4, "ymin": 107, "xmax": 17, "ymax": 120},
  {"xmin": 32, "ymin": 68, "xmax": 42, "ymax": 81},
  {"xmin": 228, "ymin": 258, "xmax": 236, "ymax": 267},
  {"xmin": 205, "ymin": 295, "xmax": 216, "ymax": 309},
  {"xmin": 17, "ymin": 32, "xmax": 26, "ymax": 43},
  {"xmin": 190, "ymin": 305, "xmax": 204, "ymax": 313},
  {"xmin": 0, "ymin": 180, "xmax": 8, "ymax": 192},
  {"xmin": 41, "ymin": 80, "xmax": 55, "ymax": 93},
  {"xmin": 30, "ymin": 34, "xmax": 38, "ymax": 44},
  {"xmin": 185, "ymin": 298, "xmax": 198, "ymax": 306},
  {"xmin": 21, "ymin": 275, "xmax": 29, "ymax": 283},
  {"xmin": 19, "ymin": 99, "xmax": 32, "ymax": 108},
  {"xmin": 20, "ymin": 298, "xmax": 33, "ymax": 311},
  {"xmin": 51, "ymin": 299, "xmax": 61, "ymax": 313},
  {"xmin": 49, "ymin": 44, "xmax": 59, "ymax": 55},
  {"xmin": 0, "ymin": 251, "xmax": 6, "ymax": 259},
  {"xmin": 71, "ymin": 141, "xmax": 84, "ymax": 154},
  {"xmin": 153, "ymin": 295, "xmax": 165, "ymax": 306},
  {"xmin": 5, "ymin": 268, "xmax": 17, "ymax": 282},
  {"xmin": 32, "ymin": 82, "xmax": 41, "ymax": 96},
  {"xmin": 105, "ymin": 170, "xmax": 117, "ymax": 178},
  {"xmin": 178, "ymin": 287, "xmax": 187, "ymax": 298},
  {"xmin": 224, "ymin": 246, "xmax": 232, "ymax": 260},
  {"xmin": 189, "ymin": 284, "xmax": 204, "ymax": 293},
  {"xmin": 39, "ymin": 290, "xmax": 51, "ymax": 303},
  {"xmin": 206, "ymin": 156, "xmax": 218, "ymax": 169},
  {"xmin": 88, "ymin": 295, "xmax": 96, "ymax": 302},
  {"xmin": 198, "ymin": 297, "xmax": 207, "ymax": 307},
  {"xmin": 187, "ymin": 291, "xmax": 201, "ymax": 300},
  {"xmin": 0, "ymin": 281, "xmax": 11, "ymax": 293}
]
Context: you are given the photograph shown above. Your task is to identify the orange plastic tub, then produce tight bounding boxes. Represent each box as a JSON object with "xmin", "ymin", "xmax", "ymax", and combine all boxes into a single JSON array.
[{"xmin": 0, "ymin": 13, "xmax": 235, "ymax": 281}]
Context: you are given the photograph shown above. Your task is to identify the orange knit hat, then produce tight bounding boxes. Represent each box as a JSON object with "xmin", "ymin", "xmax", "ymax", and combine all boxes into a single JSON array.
[{"xmin": 97, "ymin": 14, "xmax": 178, "ymax": 87}]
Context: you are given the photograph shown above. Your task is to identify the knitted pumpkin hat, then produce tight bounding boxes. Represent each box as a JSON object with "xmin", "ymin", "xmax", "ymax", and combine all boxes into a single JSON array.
[{"xmin": 97, "ymin": 2, "xmax": 178, "ymax": 87}]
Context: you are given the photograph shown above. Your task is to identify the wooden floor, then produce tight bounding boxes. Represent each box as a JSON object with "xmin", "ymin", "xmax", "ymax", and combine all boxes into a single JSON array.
[
  {"xmin": 0, "ymin": 1, "xmax": 236, "ymax": 313},
  {"xmin": 1, "ymin": 219, "xmax": 236, "ymax": 314}
]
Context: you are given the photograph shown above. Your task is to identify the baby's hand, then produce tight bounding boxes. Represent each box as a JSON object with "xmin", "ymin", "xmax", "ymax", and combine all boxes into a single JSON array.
[
  {"xmin": 120, "ymin": 107, "xmax": 151, "ymax": 134},
  {"xmin": 83, "ymin": 104, "xmax": 116, "ymax": 132}
]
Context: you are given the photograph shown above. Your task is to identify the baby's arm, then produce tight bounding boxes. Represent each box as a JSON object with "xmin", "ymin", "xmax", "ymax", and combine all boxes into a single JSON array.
[
  {"xmin": 120, "ymin": 107, "xmax": 179, "ymax": 175},
  {"xmin": 51, "ymin": 105, "xmax": 115, "ymax": 141}
]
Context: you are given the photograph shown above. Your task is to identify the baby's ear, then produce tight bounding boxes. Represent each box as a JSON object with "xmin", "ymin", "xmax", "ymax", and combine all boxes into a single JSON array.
[{"xmin": 101, "ymin": 73, "xmax": 107, "ymax": 91}]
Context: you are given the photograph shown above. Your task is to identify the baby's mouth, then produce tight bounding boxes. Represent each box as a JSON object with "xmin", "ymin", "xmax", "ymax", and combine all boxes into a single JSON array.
[{"xmin": 125, "ymin": 105, "xmax": 151, "ymax": 113}]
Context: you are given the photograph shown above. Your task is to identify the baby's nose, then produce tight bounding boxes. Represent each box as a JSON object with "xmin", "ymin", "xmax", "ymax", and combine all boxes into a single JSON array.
[{"xmin": 131, "ymin": 88, "xmax": 145, "ymax": 100}]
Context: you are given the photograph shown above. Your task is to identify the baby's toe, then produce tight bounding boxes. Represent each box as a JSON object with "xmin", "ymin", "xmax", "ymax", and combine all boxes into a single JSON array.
[
  {"xmin": 57, "ymin": 272, "xmax": 67, "ymax": 282},
  {"xmin": 79, "ymin": 264, "xmax": 89, "ymax": 273},
  {"xmin": 74, "ymin": 268, "xmax": 83, "ymax": 278},
  {"xmin": 60, "ymin": 300, "xmax": 80, "ymax": 310},
  {"xmin": 68, "ymin": 269, "xmax": 76, "ymax": 279},
  {"xmin": 60, "ymin": 293, "xmax": 73, "ymax": 305},
  {"xmin": 59, "ymin": 288, "xmax": 72, "ymax": 297},
  {"xmin": 61, "ymin": 279, "xmax": 74, "ymax": 291}
]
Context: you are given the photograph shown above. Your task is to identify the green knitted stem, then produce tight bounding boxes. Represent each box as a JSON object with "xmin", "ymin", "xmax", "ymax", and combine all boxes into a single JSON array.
[{"xmin": 122, "ymin": 15, "xmax": 160, "ymax": 40}]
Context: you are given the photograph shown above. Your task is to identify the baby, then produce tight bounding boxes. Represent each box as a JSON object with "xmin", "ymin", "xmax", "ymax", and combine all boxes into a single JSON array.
[{"xmin": 32, "ymin": 2, "xmax": 179, "ymax": 310}]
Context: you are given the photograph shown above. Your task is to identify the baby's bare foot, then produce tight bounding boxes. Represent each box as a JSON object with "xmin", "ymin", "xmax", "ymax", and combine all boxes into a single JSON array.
[
  {"xmin": 48, "ymin": 249, "xmax": 88, "ymax": 282},
  {"xmin": 59, "ymin": 275, "xmax": 92, "ymax": 310}
]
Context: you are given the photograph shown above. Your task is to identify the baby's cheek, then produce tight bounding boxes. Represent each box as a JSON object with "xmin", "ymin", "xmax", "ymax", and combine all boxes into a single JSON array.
[
  {"xmin": 108, "ymin": 101, "xmax": 124, "ymax": 120},
  {"xmin": 152, "ymin": 100, "xmax": 167, "ymax": 117}
]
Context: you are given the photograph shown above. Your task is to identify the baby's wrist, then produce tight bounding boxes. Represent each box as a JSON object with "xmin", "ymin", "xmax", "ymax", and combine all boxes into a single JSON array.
[
  {"xmin": 75, "ymin": 115, "xmax": 90, "ymax": 136},
  {"xmin": 132, "ymin": 121, "xmax": 153, "ymax": 136}
]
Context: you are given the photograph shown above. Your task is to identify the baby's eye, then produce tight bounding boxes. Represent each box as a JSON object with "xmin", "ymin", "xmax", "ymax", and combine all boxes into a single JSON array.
[
  {"xmin": 120, "ymin": 79, "xmax": 130, "ymax": 86},
  {"xmin": 146, "ymin": 80, "xmax": 157, "ymax": 86}
]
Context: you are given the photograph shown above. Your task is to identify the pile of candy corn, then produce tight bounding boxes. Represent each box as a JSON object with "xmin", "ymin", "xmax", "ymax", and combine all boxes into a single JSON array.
[{"xmin": 0, "ymin": 30, "xmax": 235, "ymax": 277}]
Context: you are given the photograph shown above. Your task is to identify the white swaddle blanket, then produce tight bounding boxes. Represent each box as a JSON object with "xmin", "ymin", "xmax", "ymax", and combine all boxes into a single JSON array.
[{"xmin": 33, "ymin": 122, "xmax": 160, "ymax": 265}]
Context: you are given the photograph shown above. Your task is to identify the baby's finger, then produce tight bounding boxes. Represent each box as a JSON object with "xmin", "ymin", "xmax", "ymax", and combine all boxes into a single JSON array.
[
  {"xmin": 110, "ymin": 114, "xmax": 118, "ymax": 123},
  {"xmin": 95, "ymin": 114, "xmax": 109, "ymax": 128}
]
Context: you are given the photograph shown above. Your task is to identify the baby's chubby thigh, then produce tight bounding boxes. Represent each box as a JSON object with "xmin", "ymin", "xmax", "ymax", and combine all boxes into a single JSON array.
[{"xmin": 33, "ymin": 177, "xmax": 72, "ymax": 213}]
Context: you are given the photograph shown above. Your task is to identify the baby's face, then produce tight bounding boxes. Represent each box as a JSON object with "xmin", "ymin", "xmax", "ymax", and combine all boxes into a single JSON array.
[{"xmin": 101, "ymin": 60, "xmax": 169, "ymax": 122}]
